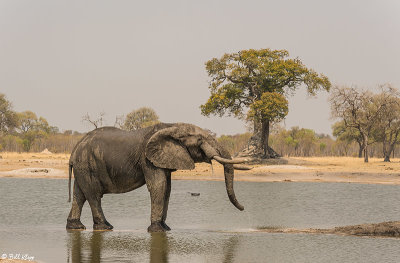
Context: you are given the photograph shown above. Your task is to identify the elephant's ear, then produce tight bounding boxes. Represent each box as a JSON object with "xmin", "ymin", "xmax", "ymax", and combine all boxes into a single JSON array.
[{"xmin": 145, "ymin": 126, "xmax": 195, "ymax": 170}]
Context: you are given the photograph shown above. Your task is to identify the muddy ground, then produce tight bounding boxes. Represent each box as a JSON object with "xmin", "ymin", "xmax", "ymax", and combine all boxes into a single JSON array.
[{"xmin": 258, "ymin": 221, "xmax": 400, "ymax": 238}]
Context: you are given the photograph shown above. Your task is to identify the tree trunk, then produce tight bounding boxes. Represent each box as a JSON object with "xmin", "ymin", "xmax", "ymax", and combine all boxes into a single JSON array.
[
  {"xmin": 363, "ymin": 135, "xmax": 369, "ymax": 163},
  {"xmin": 261, "ymin": 118, "xmax": 270, "ymax": 157},
  {"xmin": 383, "ymin": 137, "xmax": 389, "ymax": 162},
  {"xmin": 358, "ymin": 147, "xmax": 363, "ymax": 158},
  {"xmin": 384, "ymin": 143, "xmax": 396, "ymax": 162},
  {"xmin": 393, "ymin": 145, "xmax": 395, "ymax": 159},
  {"xmin": 357, "ymin": 141, "xmax": 363, "ymax": 158},
  {"xmin": 383, "ymin": 141, "xmax": 390, "ymax": 162},
  {"xmin": 259, "ymin": 118, "xmax": 280, "ymax": 158}
]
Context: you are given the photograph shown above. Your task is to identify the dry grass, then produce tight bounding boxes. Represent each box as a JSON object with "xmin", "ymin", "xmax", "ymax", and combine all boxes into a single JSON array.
[
  {"xmin": 290, "ymin": 156, "xmax": 400, "ymax": 174},
  {"xmin": 0, "ymin": 152, "xmax": 69, "ymax": 173},
  {"xmin": 1, "ymin": 153, "xmax": 400, "ymax": 184}
]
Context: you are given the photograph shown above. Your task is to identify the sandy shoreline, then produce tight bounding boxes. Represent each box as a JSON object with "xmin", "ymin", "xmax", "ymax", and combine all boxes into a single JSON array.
[
  {"xmin": 1, "ymin": 153, "xmax": 400, "ymax": 185},
  {"xmin": 255, "ymin": 221, "xmax": 400, "ymax": 238}
]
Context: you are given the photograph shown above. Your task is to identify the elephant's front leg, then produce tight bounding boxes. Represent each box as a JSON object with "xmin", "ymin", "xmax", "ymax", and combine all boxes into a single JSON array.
[
  {"xmin": 161, "ymin": 171, "xmax": 171, "ymax": 231},
  {"xmin": 145, "ymin": 168, "xmax": 170, "ymax": 232}
]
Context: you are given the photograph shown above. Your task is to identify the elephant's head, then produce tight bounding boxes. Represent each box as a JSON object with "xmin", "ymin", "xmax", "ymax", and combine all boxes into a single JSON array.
[{"xmin": 145, "ymin": 123, "xmax": 246, "ymax": 211}]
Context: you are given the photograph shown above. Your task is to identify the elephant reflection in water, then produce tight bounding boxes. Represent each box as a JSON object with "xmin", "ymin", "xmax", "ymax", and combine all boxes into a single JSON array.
[
  {"xmin": 222, "ymin": 236, "xmax": 239, "ymax": 263},
  {"xmin": 67, "ymin": 231, "xmax": 169, "ymax": 263},
  {"xmin": 67, "ymin": 231, "xmax": 103, "ymax": 263},
  {"xmin": 67, "ymin": 231, "xmax": 239, "ymax": 262},
  {"xmin": 149, "ymin": 233, "xmax": 169, "ymax": 263}
]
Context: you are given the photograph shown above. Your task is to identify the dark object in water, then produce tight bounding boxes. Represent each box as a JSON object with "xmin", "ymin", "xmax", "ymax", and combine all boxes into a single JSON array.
[{"xmin": 190, "ymin": 192, "xmax": 200, "ymax": 196}]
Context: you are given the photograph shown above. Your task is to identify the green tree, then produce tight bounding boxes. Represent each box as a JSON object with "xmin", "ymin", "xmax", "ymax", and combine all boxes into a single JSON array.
[
  {"xmin": 330, "ymin": 86, "xmax": 387, "ymax": 162},
  {"xmin": 332, "ymin": 121, "xmax": 363, "ymax": 157},
  {"xmin": 0, "ymin": 93, "xmax": 18, "ymax": 134},
  {"xmin": 286, "ymin": 126, "xmax": 317, "ymax": 156},
  {"xmin": 16, "ymin": 111, "xmax": 51, "ymax": 151},
  {"xmin": 124, "ymin": 107, "xmax": 159, "ymax": 131},
  {"xmin": 371, "ymin": 85, "xmax": 400, "ymax": 162},
  {"xmin": 217, "ymin": 133, "xmax": 252, "ymax": 155},
  {"xmin": 200, "ymin": 48, "xmax": 331, "ymax": 158}
]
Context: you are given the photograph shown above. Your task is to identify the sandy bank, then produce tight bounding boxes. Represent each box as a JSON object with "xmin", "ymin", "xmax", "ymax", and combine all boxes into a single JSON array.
[
  {"xmin": 1, "ymin": 153, "xmax": 400, "ymax": 185},
  {"xmin": 257, "ymin": 221, "xmax": 400, "ymax": 238}
]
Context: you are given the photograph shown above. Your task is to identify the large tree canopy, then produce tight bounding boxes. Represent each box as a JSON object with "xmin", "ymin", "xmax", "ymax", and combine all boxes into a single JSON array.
[
  {"xmin": 124, "ymin": 107, "xmax": 160, "ymax": 131},
  {"xmin": 200, "ymin": 48, "xmax": 331, "ymax": 157}
]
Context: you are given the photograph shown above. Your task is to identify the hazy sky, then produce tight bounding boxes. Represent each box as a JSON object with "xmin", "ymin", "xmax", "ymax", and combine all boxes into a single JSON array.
[{"xmin": 1, "ymin": 1, "xmax": 399, "ymax": 135}]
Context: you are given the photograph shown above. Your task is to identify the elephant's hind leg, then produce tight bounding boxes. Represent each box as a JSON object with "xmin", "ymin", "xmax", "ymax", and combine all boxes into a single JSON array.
[
  {"xmin": 87, "ymin": 196, "xmax": 113, "ymax": 231},
  {"xmin": 72, "ymin": 166, "xmax": 113, "ymax": 231},
  {"xmin": 66, "ymin": 182, "xmax": 87, "ymax": 230}
]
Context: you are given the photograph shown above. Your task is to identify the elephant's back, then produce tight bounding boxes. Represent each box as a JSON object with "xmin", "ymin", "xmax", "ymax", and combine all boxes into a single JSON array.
[{"xmin": 70, "ymin": 127, "xmax": 135, "ymax": 164}]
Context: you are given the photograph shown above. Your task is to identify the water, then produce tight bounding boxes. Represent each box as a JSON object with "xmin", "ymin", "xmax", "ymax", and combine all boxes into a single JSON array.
[{"xmin": 1, "ymin": 178, "xmax": 400, "ymax": 262}]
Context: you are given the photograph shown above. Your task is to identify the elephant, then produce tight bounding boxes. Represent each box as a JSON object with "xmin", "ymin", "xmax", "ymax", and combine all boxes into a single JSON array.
[{"xmin": 66, "ymin": 122, "xmax": 248, "ymax": 232}]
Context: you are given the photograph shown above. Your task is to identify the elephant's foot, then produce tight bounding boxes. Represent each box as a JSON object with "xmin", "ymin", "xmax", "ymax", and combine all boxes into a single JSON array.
[
  {"xmin": 148, "ymin": 221, "xmax": 166, "ymax": 232},
  {"xmin": 105, "ymin": 220, "xmax": 113, "ymax": 227},
  {"xmin": 66, "ymin": 219, "xmax": 86, "ymax": 230},
  {"xmin": 93, "ymin": 222, "xmax": 114, "ymax": 231},
  {"xmin": 161, "ymin": 221, "xmax": 171, "ymax": 231}
]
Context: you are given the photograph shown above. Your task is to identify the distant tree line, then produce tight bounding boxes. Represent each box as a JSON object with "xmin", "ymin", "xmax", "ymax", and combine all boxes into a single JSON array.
[
  {"xmin": 218, "ymin": 85, "xmax": 400, "ymax": 162},
  {"xmin": 218, "ymin": 125, "xmax": 400, "ymax": 160},
  {"xmin": 0, "ymin": 93, "xmax": 162, "ymax": 153},
  {"xmin": 2, "ymin": 84, "xmax": 399, "ymax": 161},
  {"xmin": 0, "ymin": 93, "xmax": 84, "ymax": 153}
]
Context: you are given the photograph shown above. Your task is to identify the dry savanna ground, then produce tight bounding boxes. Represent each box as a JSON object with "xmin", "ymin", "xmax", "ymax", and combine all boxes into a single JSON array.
[{"xmin": 1, "ymin": 152, "xmax": 400, "ymax": 184}]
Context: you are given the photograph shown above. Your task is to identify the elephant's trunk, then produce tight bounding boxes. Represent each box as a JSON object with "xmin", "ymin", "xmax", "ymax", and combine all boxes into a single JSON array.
[
  {"xmin": 200, "ymin": 142, "xmax": 244, "ymax": 211},
  {"xmin": 224, "ymin": 164, "xmax": 244, "ymax": 211}
]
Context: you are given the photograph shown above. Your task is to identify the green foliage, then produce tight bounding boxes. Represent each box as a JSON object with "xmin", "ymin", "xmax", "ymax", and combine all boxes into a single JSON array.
[
  {"xmin": 217, "ymin": 133, "xmax": 252, "ymax": 155},
  {"xmin": 124, "ymin": 107, "xmax": 160, "ymax": 131},
  {"xmin": 201, "ymin": 48, "xmax": 331, "ymax": 122},
  {"xmin": 332, "ymin": 121, "xmax": 362, "ymax": 144},
  {"xmin": 201, "ymin": 48, "xmax": 331, "ymax": 155},
  {"xmin": 0, "ymin": 93, "xmax": 18, "ymax": 134},
  {"xmin": 319, "ymin": 143, "xmax": 327, "ymax": 152},
  {"xmin": 268, "ymin": 126, "xmax": 320, "ymax": 156},
  {"xmin": 248, "ymin": 92, "xmax": 288, "ymax": 123},
  {"xmin": 16, "ymin": 111, "xmax": 52, "ymax": 152}
]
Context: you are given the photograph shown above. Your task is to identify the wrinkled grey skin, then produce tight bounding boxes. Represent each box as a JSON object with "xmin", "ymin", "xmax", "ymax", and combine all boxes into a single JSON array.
[{"xmin": 66, "ymin": 123, "xmax": 244, "ymax": 232}]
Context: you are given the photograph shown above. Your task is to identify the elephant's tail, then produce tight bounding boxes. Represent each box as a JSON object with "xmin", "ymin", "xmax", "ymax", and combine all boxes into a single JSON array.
[{"xmin": 68, "ymin": 164, "xmax": 73, "ymax": 202}]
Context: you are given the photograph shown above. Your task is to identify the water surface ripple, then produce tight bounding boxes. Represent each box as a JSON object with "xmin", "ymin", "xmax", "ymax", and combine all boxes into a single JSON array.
[{"xmin": 1, "ymin": 178, "xmax": 400, "ymax": 262}]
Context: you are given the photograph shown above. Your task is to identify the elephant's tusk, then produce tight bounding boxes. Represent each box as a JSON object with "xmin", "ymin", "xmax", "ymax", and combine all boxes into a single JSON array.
[
  {"xmin": 233, "ymin": 164, "xmax": 253, "ymax": 170},
  {"xmin": 213, "ymin": 155, "xmax": 248, "ymax": 164}
]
